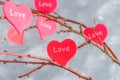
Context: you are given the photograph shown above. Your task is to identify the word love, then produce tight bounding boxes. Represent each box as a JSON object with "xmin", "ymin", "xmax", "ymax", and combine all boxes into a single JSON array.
[
  {"xmin": 84, "ymin": 24, "xmax": 108, "ymax": 45},
  {"xmin": 39, "ymin": 19, "xmax": 51, "ymax": 30},
  {"xmin": 10, "ymin": 8, "xmax": 26, "ymax": 19},
  {"xmin": 39, "ymin": 1, "xmax": 52, "ymax": 8},
  {"xmin": 47, "ymin": 39, "xmax": 77, "ymax": 66},
  {"xmin": 36, "ymin": 16, "xmax": 57, "ymax": 40},
  {"xmin": 7, "ymin": 28, "xmax": 24, "ymax": 45},
  {"xmin": 53, "ymin": 47, "xmax": 70, "ymax": 53},
  {"xmin": 3, "ymin": 1, "xmax": 33, "ymax": 34},
  {"xmin": 88, "ymin": 30, "xmax": 103, "ymax": 39},
  {"xmin": 34, "ymin": 0, "xmax": 58, "ymax": 13}
]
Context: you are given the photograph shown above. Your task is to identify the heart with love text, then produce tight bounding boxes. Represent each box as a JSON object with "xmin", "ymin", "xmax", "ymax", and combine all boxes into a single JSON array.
[
  {"xmin": 36, "ymin": 16, "xmax": 57, "ymax": 40},
  {"xmin": 47, "ymin": 39, "xmax": 77, "ymax": 66},
  {"xmin": 3, "ymin": 1, "xmax": 33, "ymax": 34},
  {"xmin": 34, "ymin": 0, "xmax": 58, "ymax": 13},
  {"xmin": 83, "ymin": 24, "xmax": 108, "ymax": 45}
]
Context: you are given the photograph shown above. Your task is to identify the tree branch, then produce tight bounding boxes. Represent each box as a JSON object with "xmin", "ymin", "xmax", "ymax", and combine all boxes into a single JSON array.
[{"xmin": 19, "ymin": 64, "xmax": 47, "ymax": 78}]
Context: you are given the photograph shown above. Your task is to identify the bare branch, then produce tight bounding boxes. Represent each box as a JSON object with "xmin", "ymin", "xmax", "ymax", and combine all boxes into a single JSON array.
[
  {"xmin": 56, "ymin": 29, "xmax": 72, "ymax": 34},
  {"xmin": 0, "ymin": 59, "xmax": 49, "ymax": 65},
  {"xmin": 77, "ymin": 41, "xmax": 90, "ymax": 49},
  {"xmin": 24, "ymin": 26, "xmax": 36, "ymax": 31},
  {"xmin": 0, "ymin": 51, "xmax": 50, "ymax": 61},
  {"xmin": 0, "ymin": 16, "xmax": 5, "ymax": 20},
  {"xmin": 0, "ymin": 38, "xmax": 7, "ymax": 44},
  {"xmin": 19, "ymin": 64, "xmax": 46, "ymax": 78}
]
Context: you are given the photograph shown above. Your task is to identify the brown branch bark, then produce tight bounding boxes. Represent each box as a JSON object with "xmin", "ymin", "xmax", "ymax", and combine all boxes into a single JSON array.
[
  {"xmin": 0, "ymin": 51, "xmax": 92, "ymax": 80},
  {"xmin": 19, "ymin": 64, "xmax": 47, "ymax": 78}
]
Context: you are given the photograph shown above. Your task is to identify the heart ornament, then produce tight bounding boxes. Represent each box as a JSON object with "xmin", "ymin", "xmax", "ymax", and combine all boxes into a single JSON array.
[
  {"xmin": 7, "ymin": 28, "xmax": 24, "ymax": 45},
  {"xmin": 83, "ymin": 24, "xmax": 108, "ymax": 45},
  {"xmin": 3, "ymin": 1, "xmax": 33, "ymax": 34},
  {"xmin": 34, "ymin": 0, "xmax": 58, "ymax": 13},
  {"xmin": 47, "ymin": 39, "xmax": 77, "ymax": 66},
  {"xmin": 36, "ymin": 16, "xmax": 57, "ymax": 40}
]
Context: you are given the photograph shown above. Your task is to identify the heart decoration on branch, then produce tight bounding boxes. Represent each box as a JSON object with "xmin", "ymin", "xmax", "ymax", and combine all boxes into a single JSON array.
[
  {"xmin": 47, "ymin": 39, "xmax": 77, "ymax": 66},
  {"xmin": 3, "ymin": 1, "xmax": 33, "ymax": 34},
  {"xmin": 36, "ymin": 16, "xmax": 57, "ymax": 40},
  {"xmin": 34, "ymin": 0, "xmax": 58, "ymax": 13},
  {"xmin": 7, "ymin": 28, "xmax": 24, "ymax": 45},
  {"xmin": 83, "ymin": 24, "xmax": 108, "ymax": 45}
]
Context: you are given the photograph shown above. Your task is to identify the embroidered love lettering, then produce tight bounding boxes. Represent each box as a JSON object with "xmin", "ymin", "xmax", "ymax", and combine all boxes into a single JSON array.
[
  {"xmin": 53, "ymin": 47, "xmax": 70, "ymax": 53},
  {"xmin": 40, "ymin": 20, "xmax": 51, "ymax": 30},
  {"xmin": 3, "ymin": 1, "xmax": 33, "ymax": 34},
  {"xmin": 10, "ymin": 9, "xmax": 26, "ymax": 19},
  {"xmin": 88, "ymin": 30, "xmax": 103, "ymax": 39},
  {"xmin": 36, "ymin": 16, "xmax": 57, "ymax": 40},
  {"xmin": 39, "ymin": 1, "xmax": 52, "ymax": 7},
  {"xmin": 47, "ymin": 39, "xmax": 77, "ymax": 66},
  {"xmin": 84, "ymin": 24, "xmax": 108, "ymax": 45},
  {"xmin": 34, "ymin": 0, "xmax": 58, "ymax": 13}
]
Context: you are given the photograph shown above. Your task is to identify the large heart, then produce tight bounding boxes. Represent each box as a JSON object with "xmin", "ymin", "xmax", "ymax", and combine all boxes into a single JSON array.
[
  {"xmin": 36, "ymin": 16, "xmax": 57, "ymax": 40},
  {"xmin": 34, "ymin": 0, "xmax": 58, "ymax": 13},
  {"xmin": 3, "ymin": 1, "xmax": 33, "ymax": 34},
  {"xmin": 47, "ymin": 39, "xmax": 77, "ymax": 66},
  {"xmin": 7, "ymin": 28, "xmax": 24, "ymax": 45},
  {"xmin": 83, "ymin": 24, "xmax": 108, "ymax": 45}
]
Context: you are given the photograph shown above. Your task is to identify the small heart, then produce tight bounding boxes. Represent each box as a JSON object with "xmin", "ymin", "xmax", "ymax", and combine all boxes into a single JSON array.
[
  {"xmin": 3, "ymin": 1, "xmax": 33, "ymax": 34},
  {"xmin": 34, "ymin": 0, "xmax": 58, "ymax": 13},
  {"xmin": 47, "ymin": 39, "xmax": 77, "ymax": 66},
  {"xmin": 83, "ymin": 24, "xmax": 108, "ymax": 45},
  {"xmin": 7, "ymin": 28, "xmax": 24, "ymax": 45},
  {"xmin": 36, "ymin": 16, "xmax": 57, "ymax": 40}
]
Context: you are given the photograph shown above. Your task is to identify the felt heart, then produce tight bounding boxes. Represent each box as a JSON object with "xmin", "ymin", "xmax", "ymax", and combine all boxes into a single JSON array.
[
  {"xmin": 3, "ymin": 1, "xmax": 33, "ymax": 34},
  {"xmin": 83, "ymin": 24, "xmax": 108, "ymax": 45},
  {"xmin": 47, "ymin": 39, "xmax": 77, "ymax": 66},
  {"xmin": 34, "ymin": 0, "xmax": 58, "ymax": 13},
  {"xmin": 7, "ymin": 28, "xmax": 24, "ymax": 45},
  {"xmin": 36, "ymin": 16, "xmax": 57, "ymax": 40}
]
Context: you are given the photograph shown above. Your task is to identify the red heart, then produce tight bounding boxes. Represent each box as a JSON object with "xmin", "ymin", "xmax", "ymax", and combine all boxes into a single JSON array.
[
  {"xmin": 34, "ymin": 0, "xmax": 58, "ymax": 13},
  {"xmin": 7, "ymin": 28, "xmax": 24, "ymax": 45},
  {"xmin": 83, "ymin": 24, "xmax": 108, "ymax": 45},
  {"xmin": 47, "ymin": 39, "xmax": 77, "ymax": 66},
  {"xmin": 3, "ymin": 1, "xmax": 33, "ymax": 34}
]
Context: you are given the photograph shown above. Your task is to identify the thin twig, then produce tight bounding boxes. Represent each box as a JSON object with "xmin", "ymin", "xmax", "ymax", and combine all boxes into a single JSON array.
[
  {"xmin": 19, "ymin": 64, "xmax": 46, "ymax": 78},
  {"xmin": 0, "ymin": 51, "xmax": 50, "ymax": 61},
  {"xmin": 104, "ymin": 43, "xmax": 118, "ymax": 60},
  {"xmin": 56, "ymin": 29, "xmax": 72, "ymax": 34},
  {"xmin": 0, "ymin": 16, "xmax": 5, "ymax": 19},
  {"xmin": 0, "ymin": 59, "xmax": 49, "ymax": 65},
  {"xmin": 77, "ymin": 41, "xmax": 90, "ymax": 49},
  {"xmin": 52, "ymin": 63, "xmax": 92, "ymax": 80},
  {"xmin": 0, "ymin": 50, "xmax": 92, "ymax": 80},
  {"xmin": 24, "ymin": 26, "xmax": 36, "ymax": 31},
  {"xmin": 0, "ymin": 38, "xmax": 7, "ymax": 44},
  {"xmin": 0, "ymin": 1, "xmax": 4, "ymax": 5}
]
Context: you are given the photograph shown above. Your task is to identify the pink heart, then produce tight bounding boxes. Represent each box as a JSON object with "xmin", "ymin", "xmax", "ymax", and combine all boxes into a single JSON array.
[
  {"xmin": 7, "ymin": 28, "xmax": 24, "ymax": 45},
  {"xmin": 3, "ymin": 1, "xmax": 33, "ymax": 34},
  {"xmin": 36, "ymin": 16, "xmax": 57, "ymax": 40},
  {"xmin": 34, "ymin": 0, "xmax": 58, "ymax": 13},
  {"xmin": 47, "ymin": 39, "xmax": 77, "ymax": 66},
  {"xmin": 83, "ymin": 24, "xmax": 108, "ymax": 45}
]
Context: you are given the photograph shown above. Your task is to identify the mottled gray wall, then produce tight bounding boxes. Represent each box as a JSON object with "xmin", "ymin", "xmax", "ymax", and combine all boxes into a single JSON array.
[{"xmin": 0, "ymin": 0, "xmax": 120, "ymax": 80}]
